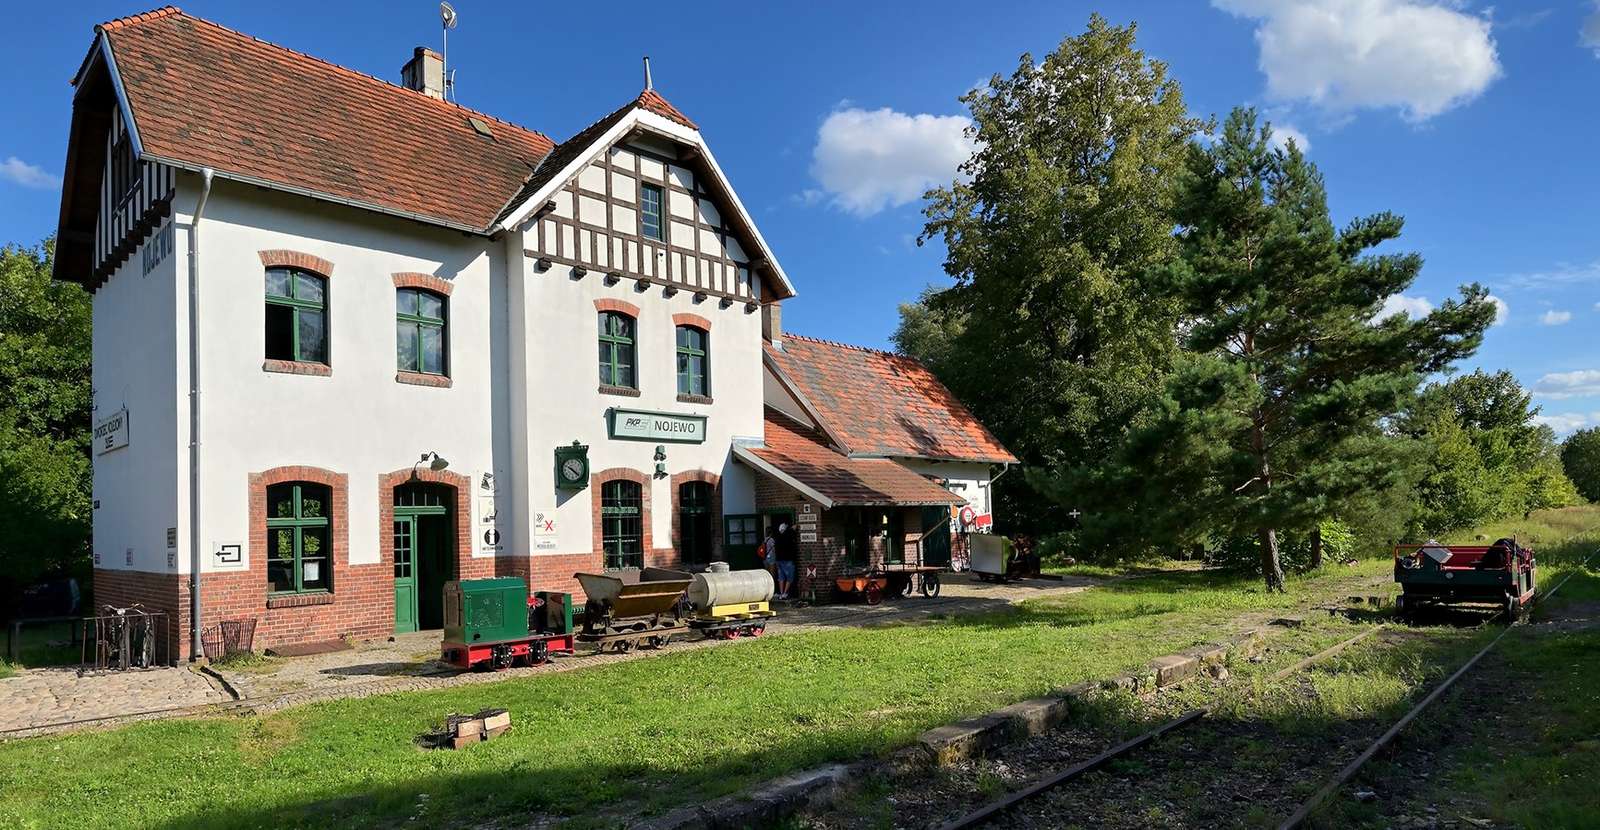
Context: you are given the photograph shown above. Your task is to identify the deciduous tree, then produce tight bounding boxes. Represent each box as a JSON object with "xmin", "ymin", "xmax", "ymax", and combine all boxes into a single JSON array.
[
  {"xmin": 1561, "ymin": 427, "xmax": 1600, "ymax": 503},
  {"xmin": 906, "ymin": 15, "xmax": 1203, "ymax": 534}
]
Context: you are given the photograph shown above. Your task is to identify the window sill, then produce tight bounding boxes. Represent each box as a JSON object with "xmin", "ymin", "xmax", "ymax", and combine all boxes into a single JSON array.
[
  {"xmin": 267, "ymin": 592, "xmax": 334, "ymax": 609},
  {"xmin": 397, "ymin": 371, "xmax": 452, "ymax": 388},
  {"xmin": 676, "ymin": 393, "xmax": 714, "ymax": 405},
  {"xmin": 263, "ymin": 359, "xmax": 331, "ymax": 377},
  {"xmin": 598, "ymin": 384, "xmax": 641, "ymax": 398}
]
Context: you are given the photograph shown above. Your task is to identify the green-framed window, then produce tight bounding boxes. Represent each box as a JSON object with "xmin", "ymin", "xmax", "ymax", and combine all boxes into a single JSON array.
[
  {"xmin": 601, "ymin": 480, "xmax": 643, "ymax": 570},
  {"xmin": 724, "ymin": 514, "xmax": 759, "ymax": 547},
  {"xmin": 598, "ymin": 311, "xmax": 637, "ymax": 388},
  {"xmin": 265, "ymin": 267, "xmax": 328, "ymax": 364},
  {"xmin": 676, "ymin": 325, "xmax": 708, "ymax": 396},
  {"xmin": 266, "ymin": 481, "xmax": 332, "ymax": 594},
  {"xmin": 640, "ymin": 183, "xmax": 665, "ymax": 241},
  {"xmin": 396, "ymin": 288, "xmax": 447, "ymax": 375},
  {"xmin": 679, "ymin": 481, "xmax": 714, "ymax": 565}
]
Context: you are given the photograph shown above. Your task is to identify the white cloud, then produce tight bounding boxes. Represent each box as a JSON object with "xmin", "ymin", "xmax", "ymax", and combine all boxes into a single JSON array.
[
  {"xmin": 1534, "ymin": 411, "xmax": 1599, "ymax": 435},
  {"xmin": 1378, "ymin": 293, "xmax": 1433, "ymax": 319},
  {"xmin": 1541, "ymin": 309, "xmax": 1573, "ymax": 325},
  {"xmin": 1213, "ymin": 0, "xmax": 1502, "ymax": 121},
  {"xmin": 1267, "ymin": 122, "xmax": 1312, "ymax": 152},
  {"xmin": 1533, "ymin": 369, "xmax": 1600, "ymax": 400},
  {"xmin": 1487, "ymin": 294, "xmax": 1509, "ymax": 325},
  {"xmin": 1505, "ymin": 259, "xmax": 1600, "ymax": 289},
  {"xmin": 1583, "ymin": 2, "xmax": 1600, "ymax": 56},
  {"xmin": 808, "ymin": 107, "xmax": 974, "ymax": 217},
  {"xmin": 0, "ymin": 156, "xmax": 59, "ymax": 190}
]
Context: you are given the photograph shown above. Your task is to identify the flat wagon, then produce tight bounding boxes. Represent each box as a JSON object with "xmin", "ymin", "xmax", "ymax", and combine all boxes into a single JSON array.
[{"xmin": 1394, "ymin": 538, "xmax": 1535, "ymax": 622}]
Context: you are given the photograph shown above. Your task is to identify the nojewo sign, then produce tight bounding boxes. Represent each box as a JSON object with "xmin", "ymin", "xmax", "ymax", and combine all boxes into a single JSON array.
[
  {"xmin": 94, "ymin": 408, "xmax": 130, "ymax": 455},
  {"xmin": 609, "ymin": 408, "xmax": 707, "ymax": 444}
]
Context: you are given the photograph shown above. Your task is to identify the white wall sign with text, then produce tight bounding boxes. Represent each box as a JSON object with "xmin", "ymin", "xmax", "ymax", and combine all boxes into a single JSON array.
[{"xmin": 94, "ymin": 408, "xmax": 130, "ymax": 455}]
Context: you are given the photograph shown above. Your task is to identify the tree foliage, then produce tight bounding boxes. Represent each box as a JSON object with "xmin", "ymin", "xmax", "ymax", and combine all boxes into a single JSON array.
[
  {"xmin": 1401, "ymin": 370, "xmax": 1580, "ymax": 535},
  {"xmin": 0, "ymin": 239, "xmax": 93, "ymax": 605},
  {"xmin": 903, "ymin": 15, "xmax": 1204, "ymax": 533},
  {"xmin": 1045, "ymin": 109, "xmax": 1493, "ymax": 590},
  {"xmin": 1560, "ymin": 427, "xmax": 1600, "ymax": 503}
]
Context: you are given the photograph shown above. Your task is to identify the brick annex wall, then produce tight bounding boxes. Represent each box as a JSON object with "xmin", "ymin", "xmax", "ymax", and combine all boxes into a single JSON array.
[{"xmin": 91, "ymin": 568, "xmax": 185, "ymax": 664}]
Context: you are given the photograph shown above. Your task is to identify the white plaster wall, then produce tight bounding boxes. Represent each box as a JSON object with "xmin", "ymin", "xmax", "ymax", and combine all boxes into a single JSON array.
[
  {"xmin": 509, "ymin": 246, "xmax": 766, "ymax": 557},
  {"xmin": 91, "ymin": 215, "xmax": 181, "ymax": 574},
  {"xmin": 184, "ymin": 178, "xmax": 507, "ymax": 572},
  {"xmin": 893, "ymin": 459, "xmax": 994, "ymax": 517}
]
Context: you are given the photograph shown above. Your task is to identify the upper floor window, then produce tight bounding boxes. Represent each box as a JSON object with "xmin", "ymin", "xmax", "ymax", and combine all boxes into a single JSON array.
[
  {"xmin": 267, "ymin": 481, "xmax": 332, "ymax": 594},
  {"xmin": 640, "ymin": 183, "xmax": 665, "ymax": 242},
  {"xmin": 265, "ymin": 267, "xmax": 328, "ymax": 364},
  {"xmin": 110, "ymin": 134, "xmax": 139, "ymax": 207},
  {"xmin": 601, "ymin": 480, "xmax": 644, "ymax": 570},
  {"xmin": 396, "ymin": 288, "xmax": 447, "ymax": 376},
  {"xmin": 598, "ymin": 311, "xmax": 636, "ymax": 389},
  {"xmin": 676, "ymin": 325, "xmax": 708, "ymax": 397}
]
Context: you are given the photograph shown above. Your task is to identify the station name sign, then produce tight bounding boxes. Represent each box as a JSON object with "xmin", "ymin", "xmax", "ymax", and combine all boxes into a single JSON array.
[
  {"xmin": 609, "ymin": 408, "xmax": 707, "ymax": 444},
  {"xmin": 94, "ymin": 407, "xmax": 130, "ymax": 455}
]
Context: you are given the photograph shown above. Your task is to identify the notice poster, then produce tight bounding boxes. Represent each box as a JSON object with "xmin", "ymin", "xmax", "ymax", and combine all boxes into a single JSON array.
[{"xmin": 533, "ymin": 509, "xmax": 558, "ymax": 551}]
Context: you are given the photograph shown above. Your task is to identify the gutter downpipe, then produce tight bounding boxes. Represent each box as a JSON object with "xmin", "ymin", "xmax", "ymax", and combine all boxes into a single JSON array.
[{"xmin": 188, "ymin": 168, "xmax": 214, "ymax": 661}]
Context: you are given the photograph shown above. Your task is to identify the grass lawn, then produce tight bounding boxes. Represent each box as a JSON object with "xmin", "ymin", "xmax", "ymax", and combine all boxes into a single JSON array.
[
  {"xmin": 1, "ymin": 506, "xmax": 1595, "ymax": 830},
  {"xmin": 0, "ymin": 620, "xmax": 83, "ymax": 678}
]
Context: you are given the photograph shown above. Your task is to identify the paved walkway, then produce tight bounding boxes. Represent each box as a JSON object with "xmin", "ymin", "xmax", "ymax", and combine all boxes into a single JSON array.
[{"xmin": 0, "ymin": 572, "xmax": 1102, "ymax": 738}]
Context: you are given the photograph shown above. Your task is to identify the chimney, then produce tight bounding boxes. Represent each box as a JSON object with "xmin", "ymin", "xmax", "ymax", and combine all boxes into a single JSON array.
[
  {"xmin": 762, "ymin": 302, "xmax": 783, "ymax": 349},
  {"xmin": 401, "ymin": 47, "xmax": 445, "ymax": 99}
]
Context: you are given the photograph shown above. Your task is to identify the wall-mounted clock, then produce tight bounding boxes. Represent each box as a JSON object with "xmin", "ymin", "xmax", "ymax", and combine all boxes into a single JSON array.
[{"xmin": 554, "ymin": 441, "xmax": 589, "ymax": 491}]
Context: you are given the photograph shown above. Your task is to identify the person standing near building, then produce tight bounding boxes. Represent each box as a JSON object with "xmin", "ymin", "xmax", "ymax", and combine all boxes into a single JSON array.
[
  {"xmin": 775, "ymin": 521, "xmax": 798, "ymax": 600},
  {"xmin": 760, "ymin": 524, "xmax": 778, "ymax": 583}
]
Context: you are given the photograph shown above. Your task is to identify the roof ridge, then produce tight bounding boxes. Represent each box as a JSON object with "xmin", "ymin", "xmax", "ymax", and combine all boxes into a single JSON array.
[
  {"xmin": 97, "ymin": 6, "xmax": 182, "ymax": 32},
  {"xmin": 103, "ymin": 7, "xmax": 555, "ymax": 146},
  {"xmin": 784, "ymin": 332, "xmax": 917, "ymax": 361}
]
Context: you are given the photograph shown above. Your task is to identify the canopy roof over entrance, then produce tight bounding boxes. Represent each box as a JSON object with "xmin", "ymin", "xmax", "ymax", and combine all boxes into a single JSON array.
[{"xmin": 734, "ymin": 410, "xmax": 964, "ymax": 509}]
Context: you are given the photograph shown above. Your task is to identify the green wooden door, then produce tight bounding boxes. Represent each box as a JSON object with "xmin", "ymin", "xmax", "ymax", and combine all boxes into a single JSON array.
[
  {"xmin": 393, "ymin": 515, "xmax": 418, "ymax": 634},
  {"xmin": 921, "ymin": 506, "xmax": 952, "ymax": 567}
]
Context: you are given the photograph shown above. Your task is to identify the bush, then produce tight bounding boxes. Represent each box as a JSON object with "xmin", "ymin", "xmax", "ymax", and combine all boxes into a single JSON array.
[{"xmin": 1205, "ymin": 519, "xmax": 1354, "ymax": 573}]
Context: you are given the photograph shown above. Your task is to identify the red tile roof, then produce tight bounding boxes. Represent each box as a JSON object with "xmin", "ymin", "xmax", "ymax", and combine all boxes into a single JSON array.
[
  {"xmin": 750, "ymin": 410, "xmax": 965, "ymax": 506},
  {"xmin": 766, "ymin": 335, "xmax": 1017, "ymax": 464},
  {"xmin": 94, "ymin": 7, "xmax": 676, "ymax": 233}
]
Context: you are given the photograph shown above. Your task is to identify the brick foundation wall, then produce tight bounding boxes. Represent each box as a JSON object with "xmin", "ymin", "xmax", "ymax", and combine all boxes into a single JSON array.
[
  {"xmin": 91, "ymin": 568, "xmax": 185, "ymax": 664},
  {"xmin": 195, "ymin": 464, "xmax": 396, "ymax": 657}
]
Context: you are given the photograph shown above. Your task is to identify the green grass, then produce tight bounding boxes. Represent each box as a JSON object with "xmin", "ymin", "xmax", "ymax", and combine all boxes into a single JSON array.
[
  {"xmin": 0, "ymin": 563, "xmax": 1386, "ymax": 830},
  {"xmin": 2, "ymin": 507, "xmax": 1595, "ymax": 830},
  {"xmin": 0, "ymin": 620, "xmax": 82, "ymax": 677}
]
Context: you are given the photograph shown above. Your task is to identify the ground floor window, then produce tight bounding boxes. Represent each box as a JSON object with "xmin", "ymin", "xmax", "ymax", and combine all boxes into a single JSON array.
[
  {"xmin": 679, "ymin": 481, "xmax": 714, "ymax": 565},
  {"xmin": 267, "ymin": 481, "xmax": 332, "ymax": 593},
  {"xmin": 601, "ymin": 480, "xmax": 643, "ymax": 569}
]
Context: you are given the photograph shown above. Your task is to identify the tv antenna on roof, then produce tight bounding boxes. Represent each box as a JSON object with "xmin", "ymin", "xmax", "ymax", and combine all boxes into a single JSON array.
[{"xmin": 440, "ymin": 2, "xmax": 458, "ymax": 100}]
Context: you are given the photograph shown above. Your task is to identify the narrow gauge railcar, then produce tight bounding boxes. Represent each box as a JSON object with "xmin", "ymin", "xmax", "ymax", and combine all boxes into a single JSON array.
[
  {"xmin": 682, "ymin": 565, "xmax": 776, "ymax": 639},
  {"xmin": 441, "ymin": 577, "xmax": 576, "ymax": 670},
  {"xmin": 1394, "ymin": 538, "xmax": 1535, "ymax": 621}
]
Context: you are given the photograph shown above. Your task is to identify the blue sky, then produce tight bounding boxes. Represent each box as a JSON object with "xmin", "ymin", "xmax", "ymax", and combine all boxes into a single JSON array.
[{"xmin": 5, "ymin": 1, "xmax": 1600, "ymax": 432}]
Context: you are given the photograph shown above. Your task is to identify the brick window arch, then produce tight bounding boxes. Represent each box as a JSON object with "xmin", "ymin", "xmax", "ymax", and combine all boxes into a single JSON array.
[
  {"xmin": 249, "ymin": 465, "xmax": 348, "ymax": 608},
  {"xmin": 671, "ymin": 470, "xmax": 722, "ymax": 566},
  {"xmin": 591, "ymin": 468, "xmax": 652, "ymax": 569}
]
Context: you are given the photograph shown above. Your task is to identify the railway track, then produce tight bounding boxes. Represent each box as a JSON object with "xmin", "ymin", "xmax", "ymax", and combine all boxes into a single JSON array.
[{"xmin": 933, "ymin": 553, "xmax": 1596, "ymax": 830}]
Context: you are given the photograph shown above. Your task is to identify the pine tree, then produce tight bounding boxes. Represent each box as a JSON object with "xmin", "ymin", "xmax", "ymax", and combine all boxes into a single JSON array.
[{"xmin": 1113, "ymin": 109, "xmax": 1493, "ymax": 590}]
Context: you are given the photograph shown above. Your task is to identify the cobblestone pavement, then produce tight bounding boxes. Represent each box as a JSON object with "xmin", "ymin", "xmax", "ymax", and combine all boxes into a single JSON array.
[
  {"xmin": 0, "ymin": 572, "xmax": 1104, "ymax": 737},
  {"xmin": 0, "ymin": 664, "xmax": 228, "ymax": 734}
]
